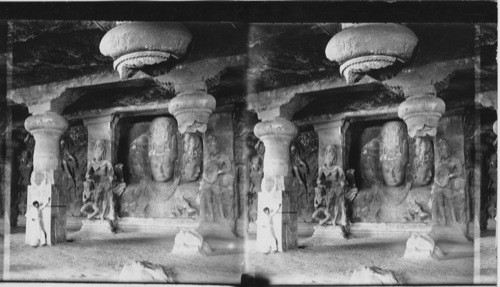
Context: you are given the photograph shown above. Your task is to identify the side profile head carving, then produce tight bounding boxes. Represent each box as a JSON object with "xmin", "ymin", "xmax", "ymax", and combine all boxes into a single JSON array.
[
  {"xmin": 413, "ymin": 137, "xmax": 434, "ymax": 186},
  {"xmin": 379, "ymin": 121, "xmax": 408, "ymax": 187},
  {"xmin": 182, "ymin": 132, "xmax": 203, "ymax": 182}
]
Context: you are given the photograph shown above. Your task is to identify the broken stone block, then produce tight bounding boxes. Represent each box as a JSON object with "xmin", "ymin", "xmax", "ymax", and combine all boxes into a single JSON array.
[
  {"xmin": 403, "ymin": 233, "xmax": 444, "ymax": 260},
  {"xmin": 349, "ymin": 266, "xmax": 399, "ymax": 285},
  {"xmin": 171, "ymin": 229, "xmax": 213, "ymax": 255},
  {"xmin": 119, "ymin": 260, "xmax": 174, "ymax": 283}
]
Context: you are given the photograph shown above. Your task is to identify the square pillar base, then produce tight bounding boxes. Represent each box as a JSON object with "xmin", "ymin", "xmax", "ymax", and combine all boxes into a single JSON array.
[
  {"xmin": 256, "ymin": 176, "xmax": 298, "ymax": 253},
  {"xmin": 26, "ymin": 183, "xmax": 67, "ymax": 246}
]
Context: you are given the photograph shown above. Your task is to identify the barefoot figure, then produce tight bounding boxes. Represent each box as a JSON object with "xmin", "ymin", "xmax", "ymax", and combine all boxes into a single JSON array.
[
  {"xmin": 25, "ymin": 197, "xmax": 51, "ymax": 247},
  {"xmin": 261, "ymin": 204, "xmax": 281, "ymax": 254}
]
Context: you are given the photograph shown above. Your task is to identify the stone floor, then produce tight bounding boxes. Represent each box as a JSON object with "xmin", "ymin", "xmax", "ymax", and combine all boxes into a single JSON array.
[{"xmin": 0, "ymin": 218, "xmax": 496, "ymax": 285}]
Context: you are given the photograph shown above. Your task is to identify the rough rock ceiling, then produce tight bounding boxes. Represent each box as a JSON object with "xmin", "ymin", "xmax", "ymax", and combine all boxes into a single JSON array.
[
  {"xmin": 9, "ymin": 21, "xmax": 248, "ymax": 89},
  {"xmin": 7, "ymin": 21, "xmax": 497, "ymax": 100}
]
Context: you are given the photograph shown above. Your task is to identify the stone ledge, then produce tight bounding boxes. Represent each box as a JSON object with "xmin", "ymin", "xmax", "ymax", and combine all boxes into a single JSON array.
[
  {"xmin": 116, "ymin": 218, "xmax": 200, "ymax": 233},
  {"xmin": 349, "ymin": 222, "xmax": 433, "ymax": 237}
]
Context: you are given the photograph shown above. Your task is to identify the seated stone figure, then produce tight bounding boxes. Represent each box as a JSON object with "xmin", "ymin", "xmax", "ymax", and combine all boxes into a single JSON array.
[
  {"xmin": 431, "ymin": 138, "xmax": 466, "ymax": 225},
  {"xmin": 311, "ymin": 185, "xmax": 328, "ymax": 225},
  {"xmin": 81, "ymin": 180, "xmax": 100, "ymax": 219}
]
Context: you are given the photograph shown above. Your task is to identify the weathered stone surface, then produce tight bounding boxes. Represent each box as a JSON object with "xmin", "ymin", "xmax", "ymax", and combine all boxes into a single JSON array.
[
  {"xmin": 379, "ymin": 121, "xmax": 408, "ymax": 187},
  {"xmin": 119, "ymin": 260, "xmax": 174, "ymax": 283},
  {"xmin": 148, "ymin": 117, "xmax": 178, "ymax": 183},
  {"xmin": 431, "ymin": 138, "xmax": 466, "ymax": 225},
  {"xmin": 24, "ymin": 111, "xmax": 68, "ymax": 246},
  {"xmin": 168, "ymin": 90, "xmax": 216, "ymax": 134},
  {"xmin": 403, "ymin": 233, "xmax": 444, "ymax": 260},
  {"xmin": 411, "ymin": 137, "xmax": 434, "ymax": 187},
  {"xmin": 199, "ymin": 134, "xmax": 235, "ymax": 222},
  {"xmin": 349, "ymin": 265, "xmax": 399, "ymax": 285},
  {"xmin": 85, "ymin": 140, "xmax": 117, "ymax": 220},
  {"xmin": 100, "ymin": 22, "xmax": 192, "ymax": 79},
  {"xmin": 326, "ymin": 23, "xmax": 418, "ymax": 84},
  {"xmin": 254, "ymin": 118, "xmax": 298, "ymax": 180},
  {"xmin": 181, "ymin": 132, "xmax": 202, "ymax": 182},
  {"xmin": 129, "ymin": 132, "xmax": 151, "ymax": 183},
  {"xmin": 313, "ymin": 145, "xmax": 347, "ymax": 227},
  {"xmin": 360, "ymin": 137, "xmax": 382, "ymax": 188},
  {"xmin": 171, "ymin": 229, "xmax": 212, "ymax": 255},
  {"xmin": 398, "ymin": 91, "xmax": 446, "ymax": 138}
]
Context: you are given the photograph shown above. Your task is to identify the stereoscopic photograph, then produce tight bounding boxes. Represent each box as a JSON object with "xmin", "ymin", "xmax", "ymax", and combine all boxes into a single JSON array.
[{"xmin": 0, "ymin": 2, "xmax": 497, "ymax": 286}]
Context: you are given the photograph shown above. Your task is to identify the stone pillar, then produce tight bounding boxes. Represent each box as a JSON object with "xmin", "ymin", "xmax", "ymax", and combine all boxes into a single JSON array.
[
  {"xmin": 325, "ymin": 23, "xmax": 418, "ymax": 84},
  {"xmin": 83, "ymin": 115, "xmax": 118, "ymax": 164},
  {"xmin": 168, "ymin": 89, "xmax": 216, "ymax": 134},
  {"xmin": 398, "ymin": 85, "xmax": 446, "ymax": 138},
  {"xmin": 254, "ymin": 118, "xmax": 299, "ymax": 252},
  {"xmin": 314, "ymin": 119, "xmax": 345, "ymax": 168},
  {"xmin": 24, "ymin": 111, "xmax": 68, "ymax": 245}
]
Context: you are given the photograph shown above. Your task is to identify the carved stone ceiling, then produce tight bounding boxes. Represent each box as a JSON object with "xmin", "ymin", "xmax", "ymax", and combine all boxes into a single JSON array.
[{"xmin": 7, "ymin": 21, "xmax": 497, "ymax": 105}]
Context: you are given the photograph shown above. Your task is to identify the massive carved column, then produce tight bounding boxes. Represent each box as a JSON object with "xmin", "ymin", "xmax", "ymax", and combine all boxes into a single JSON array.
[
  {"xmin": 100, "ymin": 22, "xmax": 192, "ymax": 80},
  {"xmin": 24, "ymin": 111, "xmax": 68, "ymax": 245},
  {"xmin": 325, "ymin": 23, "xmax": 418, "ymax": 84},
  {"xmin": 398, "ymin": 85, "xmax": 446, "ymax": 138},
  {"xmin": 254, "ymin": 118, "xmax": 299, "ymax": 252},
  {"xmin": 168, "ymin": 90, "xmax": 216, "ymax": 134}
]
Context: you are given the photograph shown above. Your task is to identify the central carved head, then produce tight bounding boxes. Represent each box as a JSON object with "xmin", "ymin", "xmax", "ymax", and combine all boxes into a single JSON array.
[
  {"xmin": 148, "ymin": 117, "xmax": 178, "ymax": 182},
  {"xmin": 379, "ymin": 121, "xmax": 408, "ymax": 187},
  {"xmin": 93, "ymin": 140, "xmax": 106, "ymax": 163}
]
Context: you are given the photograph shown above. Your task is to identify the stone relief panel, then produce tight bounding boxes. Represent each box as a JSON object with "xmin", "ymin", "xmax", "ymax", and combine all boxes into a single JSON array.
[
  {"xmin": 351, "ymin": 120, "xmax": 434, "ymax": 223},
  {"xmin": 199, "ymin": 113, "xmax": 236, "ymax": 222},
  {"xmin": 181, "ymin": 132, "xmax": 203, "ymax": 182},
  {"xmin": 291, "ymin": 130, "xmax": 318, "ymax": 223},
  {"xmin": 433, "ymin": 115, "xmax": 468, "ymax": 226},
  {"xmin": 119, "ymin": 117, "xmax": 188, "ymax": 218},
  {"xmin": 410, "ymin": 137, "xmax": 434, "ymax": 187},
  {"xmin": 118, "ymin": 113, "xmax": 237, "ymax": 220},
  {"xmin": 128, "ymin": 123, "xmax": 152, "ymax": 183}
]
